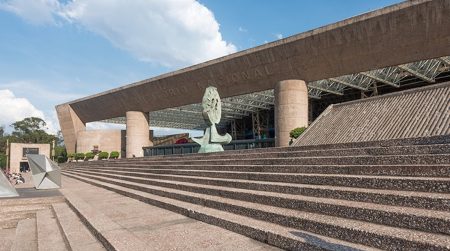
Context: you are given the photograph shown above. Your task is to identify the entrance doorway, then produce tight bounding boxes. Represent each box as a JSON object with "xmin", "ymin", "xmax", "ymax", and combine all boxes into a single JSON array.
[{"xmin": 19, "ymin": 162, "xmax": 29, "ymax": 172}]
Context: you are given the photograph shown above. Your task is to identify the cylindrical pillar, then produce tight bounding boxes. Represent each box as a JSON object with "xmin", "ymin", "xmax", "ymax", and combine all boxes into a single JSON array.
[
  {"xmin": 274, "ymin": 80, "xmax": 308, "ymax": 147},
  {"xmin": 126, "ymin": 111, "xmax": 153, "ymax": 158}
]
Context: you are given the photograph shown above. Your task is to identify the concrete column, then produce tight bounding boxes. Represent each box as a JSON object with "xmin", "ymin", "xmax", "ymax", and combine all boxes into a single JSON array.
[
  {"xmin": 126, "ymin": 111, "xmax": 152, "ymax": 158},
  {"xmin": 274, "ymin": 80, "xmax": 308, "ymax": 147}
]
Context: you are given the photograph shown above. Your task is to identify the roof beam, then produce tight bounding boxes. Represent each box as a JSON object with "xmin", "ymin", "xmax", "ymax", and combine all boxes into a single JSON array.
[
  {"xmin": 150, "ymin": 121, "xmax": 202, "ymax": 130},
  {"xmin": 308, "ymin": 85, "xmax": 343, "ymax": 96},
  {"xmin": 307, "ymin": 88, "xmax": 322, "ymax": 99},
  {"xmin": 251, "ymin": 92, "xmax": 274, "ymax": 100},
  {"xmin": 397, "ymin": 64, "xmax": 435, "ymax": 83},
  {"xmin": 308, "ymin": 80, "xmax": 344, "ymax": 96},
  {"xmin": 329, "ymin": 76, "xmax": 369, "ymax": 91},
  {"xmin": 227, "ymin": 96, "xmax": 273, "ymax": 105},
  {"xmin": 397, "ymin": 59, "xmax": 442, "ymax": 83},
  {"xmin": 99, "ymin": 118, "xmax": 126, "ymax": 124},
  {"xmin": 360, "ymin": 72, "xmax": 400, "ymax": 88},
  {"xmin": 439, "ymin": 56, "xmax": 450, "ymax": 67},
  {"xmin": 222, "ymin": 100, "xmax": 271, "ymax": 110}
]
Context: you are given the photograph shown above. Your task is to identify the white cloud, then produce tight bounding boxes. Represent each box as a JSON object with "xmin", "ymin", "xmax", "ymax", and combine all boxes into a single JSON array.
[
  {"xmin": 0, "ymin": 89, "xmax": 57, "ymax": 134},
  {"xmin": 0, "ymin": 80, "xmax": 85, "ymax": 135},
  {"xmin": 274, "ymin": 33, "xmax": 283, "ymax": 40},
  {"xmin": 0, "ymin": 0, "xmax": 61, "ymax": 25},
  {"xmin": 1, "ymin": 0, "xmax": 237, "ymax": 66},
  {"xmin": 238, "ymin": 26, "xmax": 247, "ymax": 32},
  {"xmin": 86, "ymin": 122, "xmax": 126, "ymax": 131}
]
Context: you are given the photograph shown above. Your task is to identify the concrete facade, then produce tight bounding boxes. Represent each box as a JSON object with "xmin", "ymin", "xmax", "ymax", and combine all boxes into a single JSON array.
[
  {"xmin": 9, "ymin": 143, "xmax": 50, "ymax": 173},
  {"xmin": 275, "ymin": 80, "xmax": 308, "ymax": 147},
  {"xmin": 126, "ymin": 111, "xmax": 153, "ymax": 158},
  {"xmin": 76, "ymin": 130, "xmax": 125, "ymax": 157},
  {"xmin": 56, "ymin": 0, "xmax": 450, "ymax": 152},
  {"xmin": 56, "ymin": 104, "xmax": 85, "ymax": 154}
]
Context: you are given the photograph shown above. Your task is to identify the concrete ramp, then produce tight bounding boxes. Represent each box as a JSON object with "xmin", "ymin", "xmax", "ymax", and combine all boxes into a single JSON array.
[{"xmin": 294, "ymin": 82, "xmax": 450, "ymax": 146}]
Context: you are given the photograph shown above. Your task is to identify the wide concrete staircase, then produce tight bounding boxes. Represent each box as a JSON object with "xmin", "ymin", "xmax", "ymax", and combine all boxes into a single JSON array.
[
  {"xmin": 0, "ymin": 196, "xmax": 105, "ymax": 251},
  {"xmin": 62, "ymin": 135, "xmax": 450, "ymax": 250}
]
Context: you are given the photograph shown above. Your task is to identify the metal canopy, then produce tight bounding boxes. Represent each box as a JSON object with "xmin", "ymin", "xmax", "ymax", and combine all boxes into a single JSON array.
[{"xmin": 101, "ymin": 56, "xmax": 450, "ymax": 130}]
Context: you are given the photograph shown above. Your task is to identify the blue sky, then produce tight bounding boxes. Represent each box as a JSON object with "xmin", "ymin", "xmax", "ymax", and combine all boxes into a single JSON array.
[{"xmin": 0, "ymin": 0, "xmax": 402, "ymax": 135}]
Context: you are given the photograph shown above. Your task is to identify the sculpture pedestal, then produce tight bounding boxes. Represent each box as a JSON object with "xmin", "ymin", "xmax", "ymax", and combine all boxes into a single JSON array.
[{"xmin": 193, "ymin": 124, "xmax": 231, "ymax": 153}]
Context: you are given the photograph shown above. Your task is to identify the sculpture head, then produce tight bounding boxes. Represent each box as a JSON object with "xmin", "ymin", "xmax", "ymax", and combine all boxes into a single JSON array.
[{"xmin": 201, "ymin": 86, "xmax": 222, "ymax": 125}]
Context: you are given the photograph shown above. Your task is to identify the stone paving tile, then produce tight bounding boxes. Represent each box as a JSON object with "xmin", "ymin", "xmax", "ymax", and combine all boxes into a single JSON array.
[
  {"xmin": 62, "ymin": 175, "xmax": 280, "ymax": 250},
  {"xmin": 0, "ymin": 228, "xmax": 15, "ymax": 251}
]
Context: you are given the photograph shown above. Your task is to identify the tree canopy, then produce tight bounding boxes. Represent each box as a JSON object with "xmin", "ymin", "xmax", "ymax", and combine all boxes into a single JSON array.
[
  {"xmin": 0, "ymin": 117, "xmax": 64, "ymax": 168},
  {"xmin": 9, "ymin": 117, "xmax": 56, "ymax": 144}
]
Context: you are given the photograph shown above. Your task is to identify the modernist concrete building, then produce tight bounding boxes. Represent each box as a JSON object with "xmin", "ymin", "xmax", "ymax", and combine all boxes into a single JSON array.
[
  {"xmin": 8, "ymin": 143, "xmax": 51, "ymax": 173},
  {"xmin": 56, "ymin": 0, "xmax": 450, "ymax": 157}
]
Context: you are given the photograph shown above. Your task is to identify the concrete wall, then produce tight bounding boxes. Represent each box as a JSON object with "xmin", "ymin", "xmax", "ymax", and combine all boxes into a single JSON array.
[
  {"xmin": 56, "ymin": 104, "xmax": 85, "ymax": 154},
  {"xmin": 76, "ymin": 130, "xmax": 124, "ymax": 157},
  {"xmin": 9, "ymin": 143, "xmax": 50, "ymax": 173}
]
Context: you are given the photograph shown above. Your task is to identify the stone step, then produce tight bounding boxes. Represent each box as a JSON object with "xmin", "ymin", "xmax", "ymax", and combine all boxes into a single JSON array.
[
  {"xmin": 64, "ymin": 169, "xmax": 450, "ymax": 211},
  {"xmin": 66, "ymin": 136, "xmax": 450, "ymax": 169},
  {"xmin": 61, "ymin": 173, "xmax": 378, "ymax": 251},
  {"xmin": 63, "ymin": 172, "xmax": 450, "ymax": 250},
  {"xmin": 59, "ymin": 188, "xmax": 169, "ymax": 251},
  {"xmin": 52, "ymin": 203, "xmax": 106, "ymax": 251},
  {"xmin": 0, "ymin": 212, "xmax": 36, "ymax": 229},
  {"xmin": 68, "ymin": 167, "xmax": 450, "ymax": 193},
  {"xmin": 11, "ymin": 218, "xmax": 37, "ymax": 251},
  {"xmin": 123, "ymin": 135, "xmax": 450, "ymax": 161},
  {"xmin": 88, "ymin": 154, "xmax": 450, "ymax": 166},
  {"xmin": 0, "ymin": 228, "xmax": 16, "ymax": 251},
  {"xmin": 36, "ymin": 209, "xmax": 69, "ymax": 251},
  {"xmin": 88, "ymin": 144, "xmax": 450, "ymax": 164},
  {"xmin": 76, "ymin": 163, "xmax": 450, "ymax": 177},
  {"xmin": 99, "ymin": 153, "xmax": 450, "ymax": 167},
  {"xmin": 0, "ymin": 204, "xmax": 53, "ymax": 214},
  {"xmin": 64, "ymin": 170, "xmax": 450, "ymax": 234}
]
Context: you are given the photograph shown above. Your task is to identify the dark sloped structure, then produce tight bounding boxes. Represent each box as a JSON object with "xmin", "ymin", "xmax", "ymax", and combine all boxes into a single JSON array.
[{"xmin": 294, "ymin": 82, "xmax": 450, "ymax": 146}]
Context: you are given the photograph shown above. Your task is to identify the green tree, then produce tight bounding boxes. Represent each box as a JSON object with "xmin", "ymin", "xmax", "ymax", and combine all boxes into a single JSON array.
[
  {"xmin": 0, "ymin": 153, "xmax": 6, "ymax": 169},
  {"xmin": 10, "ymin": 117, "xmax": 56, "ymax": 144},
  {"xmin": 54, "ymin": 145, "xmax": 67, "ymax": 163},
  {"xmin": 0, "ymin": 126, "xmax": 6, "ymax": 153},
  {"xmin": 0, "ymin": 126, "xmax": 7, "ymax": 169}
]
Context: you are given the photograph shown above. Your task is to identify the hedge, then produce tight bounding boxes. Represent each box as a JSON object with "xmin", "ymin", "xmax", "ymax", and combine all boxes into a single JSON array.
[
  {"xmin": 289, "ymin": 127, "xmax": 306, "ymax": 139},
  {"xmin": 98, "ymin": 151, "xmax": 109, "ymax": 160},
  {"xmin": 110, "ymin": 151, "xmax": 120, "ymax": 159},
  {"xmin": 56, "ymin": 156, "xmax": 66, "ymax": 163},
  {"xmin": 85, "ymin": 152, "xmax": 95, "ymax": 160},
  {"xmin": 75, "ymin": 152, "xmax": 85, "ymax": 160}
]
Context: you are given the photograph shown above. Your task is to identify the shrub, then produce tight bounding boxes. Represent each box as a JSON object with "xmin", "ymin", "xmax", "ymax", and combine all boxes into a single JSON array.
[
  {"xmin": 85, "ymin": 152, "xmax": 95, "ymax": 160},
  {"xmin": 110, "ymin": 151, "xmax": 120, "ymax": 159},
  {"xmin": 75, "ymin": 152, "xmax": 85, "ymax": 161},
  {"xmin": 67, "ymin": 153, "xmax": 75, "ymax": 159},
  {"xmin": 289, "ymin": 127, "xmax": 306, "ymax": 139},
  {"xmin": 98, "ymin": 151, "xmax": 109, "ymax": 160},
  {"xmin": 56, "ymin": 156, "xmax": 66, "ymax": 163}
]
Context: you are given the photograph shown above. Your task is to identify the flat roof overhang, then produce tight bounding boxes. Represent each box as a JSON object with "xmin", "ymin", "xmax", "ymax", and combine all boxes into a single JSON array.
[
  {"xmin": 57, "ymin": 0, "xmax": 450, "ymax": 124},
  {"xmin": 101, "ymin": 56, "xmax": 450, "ymax": 130}
]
